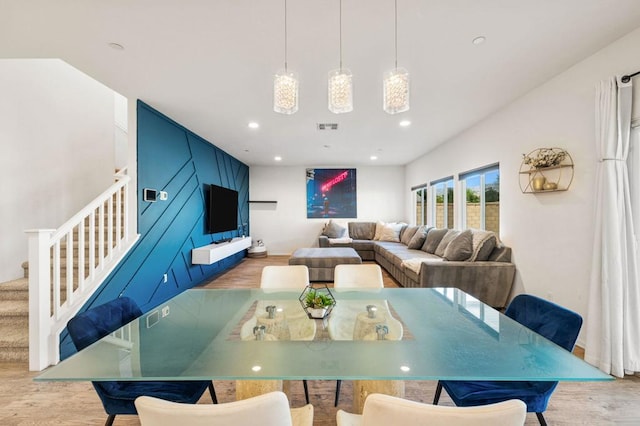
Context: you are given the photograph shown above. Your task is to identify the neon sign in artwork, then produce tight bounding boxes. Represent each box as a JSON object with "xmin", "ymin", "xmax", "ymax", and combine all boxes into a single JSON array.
[
  {"xmin": 306, "ymin": 168, "xmax": 357, "ymax": 218},
  {"xmin": 321, "ymin": 171, "xmax": 348, "ymax": 193}
]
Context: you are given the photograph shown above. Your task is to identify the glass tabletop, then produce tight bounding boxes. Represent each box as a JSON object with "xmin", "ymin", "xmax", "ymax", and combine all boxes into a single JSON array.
[{"xmin": 36, "ymin": 288, "xmax": 612, "ymax": 382}]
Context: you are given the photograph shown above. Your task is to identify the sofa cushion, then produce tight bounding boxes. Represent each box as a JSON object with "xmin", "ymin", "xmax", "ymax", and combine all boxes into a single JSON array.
[
  {"xmin": 351, "ymin": 239, "xmax": 376, "ymax": 252},
  {"xmin": 443, "ymin": 229, "xmax": 473, "ymax": 261},
  {"xmin": 349, "ymin": 222, "xmax": 376, "ymax": 240},
  {"xmin": 407, "ymin": 226, "xmax": 430, "ymax": 249},
  {"xmin": 400, "ymin": 226, "xmax": 419, "ymax": 245},
  {"xmin": 435, "ymin": 230, "xmax": 461, "ymax": 257},
  {"xmin": 469, "ymin": 230, "xmax": 498, "ymax": 261},
  {"xmin": 422, "ymin": 228, "xmax": 448, "ymax": 253},
  {"xmin": 373, "ymin": 221, "xmax": 386, "ymax": 240},
  {"xmin": 322, "ymin": 220, "xmax": 347, "ymax": 238},
  {"xmin": 401, "ymin": 254, "xmax": 444, "ymax": 275},
  {"xmin": 378, "ymin": 223, "xmax": 404, "ymax": 242}
]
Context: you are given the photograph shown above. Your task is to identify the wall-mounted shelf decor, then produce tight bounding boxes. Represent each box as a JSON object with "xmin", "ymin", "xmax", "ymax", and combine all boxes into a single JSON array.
[
  {"xmin": 519, "ymin": 148, "xmax": 574, "ymax": 193},
  {"xmin": 248, "ymin": 200, "xmax": 277, "ymax": 204},
  {"xmin": 192, "ymin": 236, "xmax": 252, "ymax": 265}
]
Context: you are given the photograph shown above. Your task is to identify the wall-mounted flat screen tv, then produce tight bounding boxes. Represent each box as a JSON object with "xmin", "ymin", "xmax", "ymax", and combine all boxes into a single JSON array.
[{"xmin": 207, "ymin": 184, "xmax": 238, "ymax": 233}]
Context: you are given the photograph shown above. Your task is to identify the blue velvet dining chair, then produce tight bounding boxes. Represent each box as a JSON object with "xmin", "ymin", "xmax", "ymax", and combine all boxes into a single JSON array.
[
  {"xmin": 67, "ymin": 297, "xmax": 217, "ymax": 426},
  {"xmin": 433, "ymin": 294, "xmax": 583, "ymax": 426}
]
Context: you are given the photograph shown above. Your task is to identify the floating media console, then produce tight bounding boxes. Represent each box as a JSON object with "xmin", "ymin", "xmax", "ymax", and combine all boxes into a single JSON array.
[{"xmin": 191, "ymin": 236, "xmax": 252, "ymax": 265}]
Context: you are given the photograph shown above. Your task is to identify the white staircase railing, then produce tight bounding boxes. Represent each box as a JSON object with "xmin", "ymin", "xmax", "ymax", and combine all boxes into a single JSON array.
[{"xmin": 26, "ymin": 169, "xmax": 139, "ymax": 371}]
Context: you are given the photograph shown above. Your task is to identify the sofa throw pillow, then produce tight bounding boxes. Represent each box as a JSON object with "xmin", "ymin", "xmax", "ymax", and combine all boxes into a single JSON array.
[
  {"xmin": 421, "ymin": 228, "xmax": 448, "ymax": 253},
  {"xmin": 468, "ymin": 229, "xmax": 498, "ymax": 261},
  {"xmin": 322, "ymin": 220, "xmax": 346, "ymax": 238},
  {"xmin": 443, "ymin": 229, "xmax": 474, "ymax": 261},
  {"xmin": 373, "ymin": 221, "xmax": 386, "ymax": 240},
  {"xmin": 435, "ymin": 229, "xmax": 461, "ymax": 257},
  {"xmin": 400, "ymin": 226, "xmax": 419, "ymax": 246},
  {"xmin": 378, "ymin": 223, "xmax": 404, "ymax": 242},
  {"xmin": 488, "ymin": 244, "xmax": 511, "ymax": 262},
  {"xmin": 407, "ymin": 226, "xmax": 430, "ymax": 249}
]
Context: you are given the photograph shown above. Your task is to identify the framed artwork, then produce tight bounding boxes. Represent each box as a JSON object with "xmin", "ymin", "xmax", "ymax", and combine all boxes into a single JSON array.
[{"xmin": 306, "ymin": 168, "xmax": 357, "ymax": 218}]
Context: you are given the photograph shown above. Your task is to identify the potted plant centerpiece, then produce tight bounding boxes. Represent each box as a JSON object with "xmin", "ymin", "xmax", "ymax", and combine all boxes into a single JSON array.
[{"xmin": 299, "ymin": 285, "xmax": 336, "ymax": 319}]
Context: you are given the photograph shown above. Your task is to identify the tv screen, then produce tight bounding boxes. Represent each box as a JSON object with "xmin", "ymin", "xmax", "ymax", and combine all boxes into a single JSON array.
[{"xmin": 207, "ymin": 184, "xmax": 238, "ymax": 233}]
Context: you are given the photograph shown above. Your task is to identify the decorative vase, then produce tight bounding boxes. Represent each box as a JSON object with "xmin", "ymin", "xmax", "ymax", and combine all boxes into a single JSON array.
[
  {"xmin": 543, "ymin": 182, "xmax": 558, "ymax": 190},
  {"xmin": 532, "ymin": 176, "xmax": 546, "ymax": 191},
  {"xmin": 308, "ymin": 307, "xmax": 328, "ymax": 319}
]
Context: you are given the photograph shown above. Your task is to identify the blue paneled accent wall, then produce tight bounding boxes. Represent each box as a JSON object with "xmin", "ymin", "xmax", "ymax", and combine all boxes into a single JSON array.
[{"xmin": 59, "ymin": 101, "xmax": 249, "ymax": 359}]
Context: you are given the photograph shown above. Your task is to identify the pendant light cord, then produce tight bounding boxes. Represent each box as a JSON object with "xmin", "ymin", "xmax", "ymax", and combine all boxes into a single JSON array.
[
  {"xmin": 394, "ymin": 0, "xmax": 398, "ymax": 70},
  {"xmin": 339, "ymin": 0, "xmax": 343, "ymax": 70},
  {"xmin": 284, "ymin": 0, "xmax": 288, "ymax": 72}
]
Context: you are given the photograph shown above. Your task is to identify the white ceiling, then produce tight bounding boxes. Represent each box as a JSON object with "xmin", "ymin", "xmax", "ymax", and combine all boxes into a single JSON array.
[{"xmin": 2, "ymin": 0, "xmax": 640, "ymax": 166}]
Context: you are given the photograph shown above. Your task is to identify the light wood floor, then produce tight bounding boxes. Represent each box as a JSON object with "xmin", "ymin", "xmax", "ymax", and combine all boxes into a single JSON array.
[{"xmin": 2, "ymin": 256, "xmax": 638, "ymax": 425}]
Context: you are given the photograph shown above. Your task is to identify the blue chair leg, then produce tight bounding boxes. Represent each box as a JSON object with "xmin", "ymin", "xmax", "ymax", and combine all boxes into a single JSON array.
[
  {"xmin": 208, "ymin": 382, "xmax": 218, "ymax": 404},
  {"xmin": 433, "ymin": 381, "xmax": 443, "ymax": 404},
  {"xmin": 104, "ymin": 414, "xmax": 115, "ymax": 426},
  {"xmin": 334, "ymin": 380, "xmax": 342, "ymax": 407}
]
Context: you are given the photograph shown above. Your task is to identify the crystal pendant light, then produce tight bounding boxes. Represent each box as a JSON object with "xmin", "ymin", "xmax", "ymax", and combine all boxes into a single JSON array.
[
  {"xmin": 274, "ymin": 0, "xmax": 298, "ymax": 114},
  {"xmin": 328, "ymin": 0, "xmax": 353, "ymax": 113},
  {"xmin": 383, "ymin": 0, "xmax": 409, "ymax": 114}
]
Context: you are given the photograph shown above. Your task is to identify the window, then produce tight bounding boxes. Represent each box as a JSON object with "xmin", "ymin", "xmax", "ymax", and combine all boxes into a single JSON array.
[
  {"xmin": 460, "ymin": 164, "xmax": 500, "ymax": 235},
  {"xmin": 431, "ymin": 177, "xmax": 454, "ymax": 229},
  {"xmin": 412, "ymin": 185, "xmax": 428, "ymax": 226}
]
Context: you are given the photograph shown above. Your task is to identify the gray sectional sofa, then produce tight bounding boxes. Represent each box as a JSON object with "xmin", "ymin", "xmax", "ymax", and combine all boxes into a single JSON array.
[{"xmin": 318, "ymin": 221, "xmax": 516, "ymax": 309}]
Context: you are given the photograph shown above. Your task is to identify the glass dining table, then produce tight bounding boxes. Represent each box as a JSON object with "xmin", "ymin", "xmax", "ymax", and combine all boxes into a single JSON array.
[{"xmin": 36, "ymin": 287, "xmax": 611, "ymax": 384}]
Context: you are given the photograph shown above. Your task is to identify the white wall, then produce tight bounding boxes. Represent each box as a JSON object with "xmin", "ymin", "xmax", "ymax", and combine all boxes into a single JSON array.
[
  {"xmin": 250, "ymin": 166, "xmax": 405, "ymax": 254},
  {"xmin": 405, "ymin": 27, "xmax": 640, "ymax": 343},
  {"xmin": 0, "ymin": 59, "xmax": 115, "ymax": 282}
]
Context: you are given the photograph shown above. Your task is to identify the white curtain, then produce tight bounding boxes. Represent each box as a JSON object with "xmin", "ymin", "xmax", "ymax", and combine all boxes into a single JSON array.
[{"xmin": 585, "ymin": 76, "xmax": 640, "ymax": 377}]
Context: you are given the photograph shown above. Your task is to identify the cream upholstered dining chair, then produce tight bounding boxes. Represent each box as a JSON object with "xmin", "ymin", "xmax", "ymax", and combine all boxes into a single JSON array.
[
  {"xmin": 336, "ymin": 393, "xmax": 526, "ymax": 426},
  {"xmin": 332, "ymin": 263, "xmax": 385, "ymax": 408},
  {"xmin": 260, "ymin": 265, "xmax": 310, "ymax": 289},
  {"xmin": 136, "ymin": 391, "xmax": 313, "ymax": 426},
  {"xmin": 238, "ymin": 265, "xmax": 310, "ymax": 403},
  {"xmin": 333, "ymin": 264, "xmax": 384, "ymax": 290}
]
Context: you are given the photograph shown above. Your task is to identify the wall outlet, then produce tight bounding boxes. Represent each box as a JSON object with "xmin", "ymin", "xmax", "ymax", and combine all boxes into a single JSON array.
[
  {"xmin": 162, "ymin": 305, "xmax": 170, "ymax": 317},
  {"xmin": 163, "ymin": 273, "xmax": 168, "ymax": 283},
  {"xmin": 146, "ymin": 310, "xmax": 160, "ymax": 328}
]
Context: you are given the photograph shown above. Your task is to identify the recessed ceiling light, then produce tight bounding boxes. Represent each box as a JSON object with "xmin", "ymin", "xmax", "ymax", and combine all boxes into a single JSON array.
[
  {"xmin": 108, "ymin": 42, "xmax": 124, "ymax": 50},
  {"xmin": 274, "ymin": 156, "xmax": 282, "ymax": 161},
  {"xmin": 472, "ymin": 36, "xmax": 486, "ymax": 45},
  {"xmin": 399, "ymin": 120, "xmax": 411, "ymax": 127},
  {"xmin": 248, "ymin": 122, "xmax": 259, "ymax": 129},
  {"xmin": 370, "ymin": 155, "xmax": 378, "ymax": 161}
]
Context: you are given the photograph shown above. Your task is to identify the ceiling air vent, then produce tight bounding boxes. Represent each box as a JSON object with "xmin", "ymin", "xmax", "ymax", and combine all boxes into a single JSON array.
[{"xmin": 317, "ymin": 123, "xmax": 338, "ymax": 131}]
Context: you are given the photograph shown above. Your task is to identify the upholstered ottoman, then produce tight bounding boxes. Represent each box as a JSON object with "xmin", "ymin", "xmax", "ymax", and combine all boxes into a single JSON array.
[{"xmin": 289, "ymin": 248, "xmax": 362, "ymax": 281}]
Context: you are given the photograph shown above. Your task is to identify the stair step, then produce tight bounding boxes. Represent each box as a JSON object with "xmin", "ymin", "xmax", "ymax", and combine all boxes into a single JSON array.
[
  {"xmin": 0, "ymin": 289, "xmax": 29, "ymax": 363},
  {"xmin": 0, "ymin": 279, "xmax": 29, "ymax": 300},
  {"xmin": 0, "ymin": 347, "xmax": 28, "ymax": 363},
  {"xmin": 0, "ymin": 322, "xmax": 28, "ymax": 363},
  {"xmin": 0, "ymin": 300, "xmax": 29, "ymax": 317}
]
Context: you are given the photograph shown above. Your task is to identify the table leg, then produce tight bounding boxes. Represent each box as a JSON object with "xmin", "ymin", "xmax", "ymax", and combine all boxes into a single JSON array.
[{"xmin": 352, "ymin": 380, "xmax": 405, "ymax": 414}]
